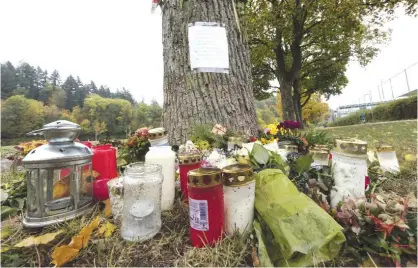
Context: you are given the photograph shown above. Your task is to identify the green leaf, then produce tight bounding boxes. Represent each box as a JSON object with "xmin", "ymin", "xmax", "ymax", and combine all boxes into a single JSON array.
[
  {"xmin": 294, "ymin": 154, "xmax": 313, "ymax": 174},
  {"xmin": 0, "ymin": 189, "xmax": 8, "ymax": 203},
  {"xmin": 1, "ymin": 206, "xmax": 18, "ymax": 220},
  {"xmin": 9, "ymin": 198, "xmax": 25, "ymax": 210},
  {"xmin": 251, "ymin": 143, "xmax": 270, "ymax": 165}
]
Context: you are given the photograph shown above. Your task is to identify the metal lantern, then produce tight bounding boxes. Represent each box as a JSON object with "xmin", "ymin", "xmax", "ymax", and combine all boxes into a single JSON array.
[{"xmin": 22, "ymin": 120, "xmax": 94, "ymax": 228}]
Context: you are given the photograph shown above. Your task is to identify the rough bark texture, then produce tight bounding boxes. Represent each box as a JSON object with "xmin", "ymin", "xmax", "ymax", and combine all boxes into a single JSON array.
[
  {"xmin": 162, "ymin": 0, "xmax": 258, "ymax": 144},
  {"xmin": 278, "ymin": 81, "xmax": 296, "ymax": 121}
]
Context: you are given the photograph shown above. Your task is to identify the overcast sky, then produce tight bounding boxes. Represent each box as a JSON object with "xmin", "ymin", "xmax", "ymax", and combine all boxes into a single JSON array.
[{"xmin": 1, "ymin": 0, "xmax": 417, "ymax": 109}]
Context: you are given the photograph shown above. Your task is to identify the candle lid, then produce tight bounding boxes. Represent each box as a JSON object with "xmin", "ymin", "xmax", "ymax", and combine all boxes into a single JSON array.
[
  {"xmin": 148, "ymin": 127, "xmax": 168, "ymax": 140},
  {"xmin": 376, "ymin": 144, "xmax": 394, "ymax": 152},
  {"xmin": 187, "ymin": 167, "xmax": 222, "ymax": 188},
  {"xmin": 280, "ymin": 144, "xmax": 298, "ymax": 152},
  {"xmin": 228, "ymin": 137, "xmax": 243, "ymax": 143},
  {"xmin": 310, "ymin": 150, "xmax": 329, "ymax": 160},
  {"xmin": 178, "ymin": 153, "xmax": 202, "ymax": 165},
  {"xmin": 221, "ymin": 164, "xmax": 254, "ymax": 186},
  {"xmin": 332, "ymin": 138, "xmax": 367, "ymax": 156}
]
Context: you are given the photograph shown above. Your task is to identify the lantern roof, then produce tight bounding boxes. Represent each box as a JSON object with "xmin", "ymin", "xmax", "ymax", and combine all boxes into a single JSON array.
[{"xmin": 23, "ymin": 120, "xmax": 92, "ymax": 168}]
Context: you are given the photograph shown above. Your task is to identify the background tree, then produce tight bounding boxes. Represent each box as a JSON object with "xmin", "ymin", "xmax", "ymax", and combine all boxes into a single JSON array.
[
  {"xmin": 93, "ymin": 121, "xmax": 107, "ymax": 141},
  {"xmin": 241, "ymin": 0, "xmax": 414, "ymax": 122},
  {"xmin": 162, "ymin": 0, "xmax": 259, "ymax": 144},
  {"xmin": 1, "ymin": 95, "xmax": 44, "ymax": 137},
  {"xmin": 1, "ymin": 61, "xmax": 18, "ymax": 99},
  {"xmin": 50, "ymin": 70, "xmax": 61, "ymax": 89}
]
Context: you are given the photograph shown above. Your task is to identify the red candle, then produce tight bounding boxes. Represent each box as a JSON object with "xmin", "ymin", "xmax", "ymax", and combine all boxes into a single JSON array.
[
  {"xmin": 178, "ymin": 153, "xmax": 202, "ymax": 202},
  {"xmin": 187, "ymin": 168, "xmax": 224, "ymax": 248},
  {"xmin": 92, "ymin": 144, "xmax": 118, "ymax": 180}
]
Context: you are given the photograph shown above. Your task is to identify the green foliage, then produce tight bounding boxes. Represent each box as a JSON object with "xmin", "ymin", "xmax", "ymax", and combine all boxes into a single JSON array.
[
  {"xmin": 329, "ymin": 96, "xmax": 417, "ymax": 127},
  {"xmin": 1, "ymin": 172, "xmax": 26, "ymax": 220},
  {"xmin": 240, "ymin": 0, "xmax": 402, "ymax": 119},
  {"xmin": 255, "ymin": 95, "xmax": 280, "ymax": 124},
  {"xmin": 302, "ymin": 129, "xmax": 332, "ymax": 147},
  {"xmin": 189, "ymin": 124, "xmax": 236, "ymax": 151},
  {"xmin": 1, "ymin": 95, "xmax": 44, "ymax": 138}
]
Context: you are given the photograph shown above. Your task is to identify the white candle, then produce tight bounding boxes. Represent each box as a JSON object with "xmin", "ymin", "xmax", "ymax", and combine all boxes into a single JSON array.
[
  {"xmin": 376, "ymin": 145, "xmax": 400, "ymax": 174},
  {"xmin": 145, "ymin": 146, "xmax": 176, "ymax": 211},
  {"xmin": 223, "ymin": 182, "xmax": 255, "ymax": 235}
]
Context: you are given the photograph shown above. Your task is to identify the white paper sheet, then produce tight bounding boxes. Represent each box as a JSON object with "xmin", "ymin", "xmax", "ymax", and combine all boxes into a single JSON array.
[{"xmin": 188, "ymin": 22, "xmax": 229, "ymax": 73}]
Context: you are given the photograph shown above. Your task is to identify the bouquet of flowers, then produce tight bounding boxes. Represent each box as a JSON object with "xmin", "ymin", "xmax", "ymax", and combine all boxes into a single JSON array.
[
  {"xmin": 120, "ymin": 128, "xmax": 151, "ymax": 164},
  {"xmin": 334, "ymin": 194, "xmax": 416, "ymax": 267}
]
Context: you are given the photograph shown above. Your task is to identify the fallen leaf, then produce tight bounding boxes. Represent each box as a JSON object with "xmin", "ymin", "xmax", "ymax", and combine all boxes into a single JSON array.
[
  {"xmin": 404, "ymin": 154, "xmax": 417, "ymax": 162},
  {"xmin": 102, "ymin": 199, "xmax": 112, "ymax": 217},
  {"xmin": 50, "ymin": 216, "xmax": 102, "ymax": 267},
  {"xmin": 68, "ymin": 235, "xmax": 83, "ymax": 249},
  {"xmin": 77, "ymin": 216, "xmax": 101, "ymax": 248},
  {"xmin": 51, "ymin": 245, "xmax": 79, "ymax": 267},
  {"xmin": 97, "ymin": 222, "xmax": 117, "ymax": 238},
  {"xmin": 14, "ymin": 230, "xmax": 63, "ymax": 247},
  {"xmin": 1, "ymin": 225, "xmax": 13, "ymax": 240}
]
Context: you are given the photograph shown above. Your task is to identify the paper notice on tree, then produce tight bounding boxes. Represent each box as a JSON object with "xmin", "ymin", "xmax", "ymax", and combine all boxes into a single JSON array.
[{"xmin": 188, "ymin": 22, "xmax": 229, "ymax": 74}]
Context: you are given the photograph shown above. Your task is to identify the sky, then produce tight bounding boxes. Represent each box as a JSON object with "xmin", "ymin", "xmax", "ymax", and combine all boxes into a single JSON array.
[{"xmin": 0, "ymin": 0, "xmax": 417, "ymax": 109}]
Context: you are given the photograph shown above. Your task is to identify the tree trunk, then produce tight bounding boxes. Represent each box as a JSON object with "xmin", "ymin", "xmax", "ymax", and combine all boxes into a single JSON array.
[
  {"xmin": 278, "ymin": 81, "xmax": 296, "ymax": 121},
  {"xmin": 293, "ymin": 79, "xmax": 303, "ymax": 126},
  {"xmin": 162, "ymin": 0, "xmax": 258, "ymax": 144}
]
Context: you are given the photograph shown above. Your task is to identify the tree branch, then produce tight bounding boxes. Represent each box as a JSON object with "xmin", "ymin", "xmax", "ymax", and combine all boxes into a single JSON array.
[{"xmin": 301, "ymin": 93, "xmax": 312, "ymax": 107}]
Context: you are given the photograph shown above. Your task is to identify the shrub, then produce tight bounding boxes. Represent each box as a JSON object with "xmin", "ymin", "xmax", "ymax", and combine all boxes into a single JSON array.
[{"xmin": 329, "ymin": 96, "xmax": 417, "ymax": 127}]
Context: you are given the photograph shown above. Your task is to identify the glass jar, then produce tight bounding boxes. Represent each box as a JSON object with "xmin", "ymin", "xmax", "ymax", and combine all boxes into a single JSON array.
[
  {"xmin": 221, "ymin": 164, "xmax": 255, "ymax": 236},
  {"xmin": 145, "ymin": 146, "xmax": 176, "ymax": 211},
  {"xmin": 227, "ymin": 137, "xmax": 243, "ymax": 151},
  {"xmin": 121, "ymin": 163, "xmax": 163, "ymax": 242},
  {"xmin": 107, "ymin": 177, "xmax": 123, "ymax": 223},
  {"xmin": 330, "ymin": 139, "xmax": 368, "ymax": 208},
  {"xmin": 311, "ymin": 149, "xmax": 330, "ymax": 167},
  {"xmin": 376, "ymin": 145, "xmax": 400, "ymax": 174}
]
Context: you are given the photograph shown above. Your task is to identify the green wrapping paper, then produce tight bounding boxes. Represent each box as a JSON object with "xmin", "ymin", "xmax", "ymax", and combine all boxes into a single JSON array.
[{"xmin": 254, "ymin": 169, "xmax": 346, "ymax": 267}]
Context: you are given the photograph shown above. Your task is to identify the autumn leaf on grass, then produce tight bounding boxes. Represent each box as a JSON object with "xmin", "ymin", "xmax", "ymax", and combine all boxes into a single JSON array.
[
  {"xmin": 50, "ymin": 216, "xmax": 101, "ymax": 267},
  {"xmin": 97, "ymin": 222, "xmax": 117, "ymax": 238},
  {"xmin": 102, "ymin": 199, "xmax": 112, "ymax": 217},
  {"xmin": 14, "ymin": 230, "xmax": 63, "ymax": 247},
  {"xmin": 77, "ymin": 216, "xmax": 101, "ymax": 248},
  {"xmin": 51, "ymin": 245, "xmax": 79, "ymax": 267}
]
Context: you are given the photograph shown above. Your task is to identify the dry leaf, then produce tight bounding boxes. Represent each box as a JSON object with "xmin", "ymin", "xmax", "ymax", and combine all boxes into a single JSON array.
[
  {"xmin": 51, "ymin": 245, "xmax": 79, "ymax": 267},
  {"xmin": 102, "ymin": 199, "xmax": 112, "ymax": 217},
  {"xmin": 53, "ymin": 181, "xmax": 70, "ymax": 199},
  {"xmin": 77, "ymin": 216, "xmax": 101, "ymax": 248},
  {"xmin": 68, "ymin": 235, "xmax": 83, "ymax": 249},
  {"xmin": 97, "ymin": 222, "xmax": 117, "ymax": 238},
  {"xmin": 50, "ymin": 216, "xmax": 102, "ymax": 267},
  {"xmin": 14, "ymin": 230, "xmax": 63, "ymax": 247}
]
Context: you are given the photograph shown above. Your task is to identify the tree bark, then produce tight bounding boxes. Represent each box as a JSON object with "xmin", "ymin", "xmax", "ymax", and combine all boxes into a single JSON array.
[
  {"xmin": 278, "ymin": 81, "xmax": 296, "ymax": 121},
  {"xmin": 293, "ymin": 79, "xmax": 303, "ymax": 125},
  {"xmin": 162, "ymin": 0, "xmax": 258, "ymax": 144}
]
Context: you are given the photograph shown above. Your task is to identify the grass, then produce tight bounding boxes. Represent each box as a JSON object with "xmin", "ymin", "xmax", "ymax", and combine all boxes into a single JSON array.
[
  {"xmin": 1, "ymin": 192, "xmax": 252, "ymax": 267},
  {"xmin": 321, "ymin": 120, "xmax": 417, "ymax": 161},
  {"xmin": 321, "ymin": 120, "xmax": 417, "ymax": 196}
]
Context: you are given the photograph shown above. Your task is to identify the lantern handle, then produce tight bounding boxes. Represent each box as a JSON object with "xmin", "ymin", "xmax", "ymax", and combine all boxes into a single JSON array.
[{"xmin": 26, "ymin": 128, "xmax": 44, "ymax": 136}]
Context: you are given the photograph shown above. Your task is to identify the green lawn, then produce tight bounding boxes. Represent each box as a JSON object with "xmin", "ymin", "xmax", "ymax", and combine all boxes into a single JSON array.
[{"xmin": 321, "ymin": 120, "xmax": 417, "ymax": 160}]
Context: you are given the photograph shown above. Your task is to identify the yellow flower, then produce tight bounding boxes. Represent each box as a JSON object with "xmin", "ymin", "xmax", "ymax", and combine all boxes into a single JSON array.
[
  {"xmin": 266, "ymin": 124, "xmax": 278, "ymax": 135},
  {"xmin": 260, "ymin": 138, "xmax": 267, "ymax": 144}
]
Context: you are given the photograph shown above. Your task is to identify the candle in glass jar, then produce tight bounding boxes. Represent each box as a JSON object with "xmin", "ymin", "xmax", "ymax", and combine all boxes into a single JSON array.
[
  {"xmin": 222, "ymin": 164, "xmax": 255, "ymax": 236},
  {"xmin": 178, "ymin": 153, "xmax": 201, "ymax": 202},
  {"xmin": 330, "ymin": 139, "xmax": 368, "ymax": 208},
  {"xmin": 376, "ymin": 145, "xmax": 400, "ymax": 174}
]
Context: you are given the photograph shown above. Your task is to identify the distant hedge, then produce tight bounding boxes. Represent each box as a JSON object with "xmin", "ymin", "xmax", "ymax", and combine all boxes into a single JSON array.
[{"xmin": 329, "ymin": 96, "xmax": 417, "ymax": 127}]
